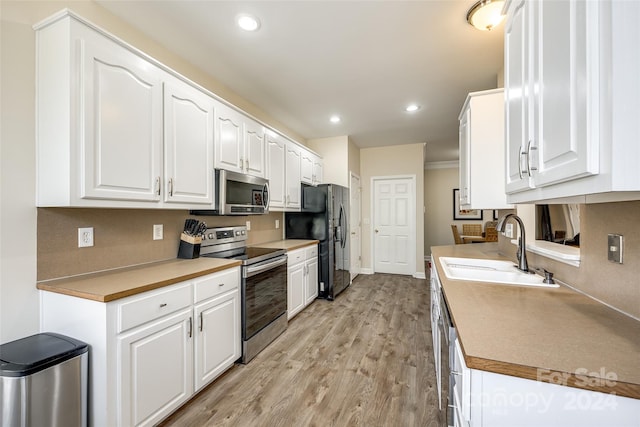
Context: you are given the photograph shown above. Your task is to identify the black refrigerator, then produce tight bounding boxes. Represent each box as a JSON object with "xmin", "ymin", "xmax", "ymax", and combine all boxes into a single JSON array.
[{"xmin": 285, "ymin": 184, "xmax": 350, "ymax": 300}]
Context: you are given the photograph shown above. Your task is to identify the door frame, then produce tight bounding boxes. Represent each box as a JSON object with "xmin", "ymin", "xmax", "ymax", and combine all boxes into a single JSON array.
[
  {"xmin": 370, "ymin": 175, "xmax": 417, "ymax": 275},
  {"xmin": 349, "ymin": 171, "xmax": 361, "ymax": 281}
]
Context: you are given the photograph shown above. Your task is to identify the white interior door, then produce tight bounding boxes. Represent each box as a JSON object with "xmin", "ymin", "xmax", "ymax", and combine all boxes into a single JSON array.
[
  {"xmin": 373, "ymin": 176, "xmax": 415, "ymax": 275},
  {"xmin": 350, "ymin": 173, "xmax": 361, "ymax": 280}
]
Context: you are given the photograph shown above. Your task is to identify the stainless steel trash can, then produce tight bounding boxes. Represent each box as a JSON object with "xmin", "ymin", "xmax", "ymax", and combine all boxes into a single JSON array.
[{"xmin": 0, "ymin": 332, "xmax": 88, "ymax": 427}]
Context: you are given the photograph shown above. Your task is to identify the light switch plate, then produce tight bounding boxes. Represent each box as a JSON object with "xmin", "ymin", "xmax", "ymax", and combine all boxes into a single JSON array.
[
  {"xmin": 246, "ymin": 220, "xmax": 251, "ymax": 231},
  {"xmin": 153, "ymin": 224, "xmax": 163, "ymax": 240},
  {"xmin": 608, "ymin": 234, "xmax": 623, "ymax": 263}
]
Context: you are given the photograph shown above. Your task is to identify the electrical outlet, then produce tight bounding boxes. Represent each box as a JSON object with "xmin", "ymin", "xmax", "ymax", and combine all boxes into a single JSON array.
[
  {"xmin": 153, "ymin": 224, "xmax": 164, "ymax": 240},
  {"xmin": 246, "ymin": 220, "xmax": 251, "ymax": 231},
  {"xmin": 275, "ymin": 219, "xmax": 280, "ymax": 229},
  {"xmin": 608, "ymin": 234, "xmax": 623, "ymax": 263},
  {"xmin": 78, "ymin": 227, "xmax": 94, "ymax": 248}
]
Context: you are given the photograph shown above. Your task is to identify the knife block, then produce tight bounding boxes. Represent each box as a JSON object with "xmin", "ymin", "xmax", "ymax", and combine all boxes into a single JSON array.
[{"xmin": 177, "ymin": 233, "xmax": 202, "ymax": 259}]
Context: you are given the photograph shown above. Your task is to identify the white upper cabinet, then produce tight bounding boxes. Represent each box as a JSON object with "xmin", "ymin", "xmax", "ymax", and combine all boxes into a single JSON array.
[
  {"xmin": 266, "ymin": 133, "xmax": 286, "ymax": 210},
  {"xmin": 214, "ymin": 103, "xmax": 244, "ymax": 174},
  {"xmin": 163, "ymin": 76, "xmax": 215, "ymax": 205},
  {"xmin": 214, "ymin": 104, "xmax": 266, "ymax": 178},
  {"xmin": 300, "ymin": 149, "xmax": 314, "ymax": 184},
  {"xmin": 458, "ymin": 89, "xmax": 512, "ymax": 209},
  {"xmin": 285, "ymin": 142, "xmax": 302, "ymax": 210},
  {"xmin": 81, "ymin": 35, "xmax": 164, "ymax": 203},
  {"xmin": 504, "ymin": 0, "xmax": 534, "ymax": 194},
  {"xmin": 312, "ymin": 155, "xmax": 324, "ymax": 186},
  {"xmin": 504, "ymin": 0, "xmax": 640, "ymax": 203},
  {"xmin": 243, "ymin": 118, "xmax": 266, "ymax": 177},
  {"xmin": 36, "ymin": 12, "xmax": 216, "ymax": 209}
]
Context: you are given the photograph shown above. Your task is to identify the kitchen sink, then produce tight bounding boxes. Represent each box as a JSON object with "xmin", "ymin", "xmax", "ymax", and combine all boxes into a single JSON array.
[{"xmin": 439, "ymin": 257, "xmax": 559, "ymax": 288}]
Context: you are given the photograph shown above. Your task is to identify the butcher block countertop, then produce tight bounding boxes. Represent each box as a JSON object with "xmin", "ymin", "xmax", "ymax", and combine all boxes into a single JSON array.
[
  {"xmin": 37, "ymin": 258, "xmax": 241, "ymax": 302},
  {"xmin": 431, "ymin": 243, "xmax": 640, "ymax": 400},
  {"xmin": 252, "ymin": 239, "xmax": 319, "ymax": 251}
]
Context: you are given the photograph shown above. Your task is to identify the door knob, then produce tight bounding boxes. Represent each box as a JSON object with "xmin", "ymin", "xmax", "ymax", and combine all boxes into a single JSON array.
[
  {"xmin": 351, "ymin": 232, "xmax": 356, "ymax": 235},
  {"xmin": 375, "ymin": 229, "xmax": 379, "ymax": 233}
]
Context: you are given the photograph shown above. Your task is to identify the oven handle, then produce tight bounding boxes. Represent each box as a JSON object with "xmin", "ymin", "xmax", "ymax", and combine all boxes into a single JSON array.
[{"xmin": 244, "ymin": 256, "xmax": 288, "ymax": 278}]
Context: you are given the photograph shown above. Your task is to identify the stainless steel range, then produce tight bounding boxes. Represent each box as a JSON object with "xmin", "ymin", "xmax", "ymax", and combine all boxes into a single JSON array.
[{"xmin": 200, "ymin": 226, "xmax": 287, "ymax": 363}]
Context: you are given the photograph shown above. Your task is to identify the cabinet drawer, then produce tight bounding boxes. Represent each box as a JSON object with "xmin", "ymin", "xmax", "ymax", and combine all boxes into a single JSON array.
[
  {"xmin": 117, "ymin": 283, "xmax": 192, "ymax": 333},
  {"xmin": 193, "ymin": 267, "xmax": 240, "ymax": 303},
  {"xmin": 305, "ymin": 245, "xmax": 318, "ymax": 259},
  {"xmin": 288, "ymin": 248, "xmax": 305, "ymax": 265}
]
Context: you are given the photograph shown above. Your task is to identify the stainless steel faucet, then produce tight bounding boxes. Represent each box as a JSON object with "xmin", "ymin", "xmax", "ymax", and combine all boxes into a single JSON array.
[{"xmin": 496, "ymin": 213, "xmax": 529, "ymax": 273}]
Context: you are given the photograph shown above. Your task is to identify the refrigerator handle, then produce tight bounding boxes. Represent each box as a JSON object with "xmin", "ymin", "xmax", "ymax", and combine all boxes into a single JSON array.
[{"xmin": 339, "ymin": 204, "xmax": 347, "ymax": 248}]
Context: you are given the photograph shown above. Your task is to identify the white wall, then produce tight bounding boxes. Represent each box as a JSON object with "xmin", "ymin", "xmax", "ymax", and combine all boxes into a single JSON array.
[
  {"xmin": 1, "ymin": 17, "xmax": 39, "ymax": 342},
  {"xmin": 307, "ymin": 136, "xmax": 350, "ymax": 187},
  {"xmin": 423, "ymin": 165, "xmax": 495, "ymax": 255},
  {"xmin": 360, "ymin": 144, "xmax": 425, "ymax": 277}
]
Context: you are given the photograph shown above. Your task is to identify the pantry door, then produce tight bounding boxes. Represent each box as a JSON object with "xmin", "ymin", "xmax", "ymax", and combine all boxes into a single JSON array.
[{"xmin": 372, "ymin": 176, "xmax": 416, "ymax": 275}]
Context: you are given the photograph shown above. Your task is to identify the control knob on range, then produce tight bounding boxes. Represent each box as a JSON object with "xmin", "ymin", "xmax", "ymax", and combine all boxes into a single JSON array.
[{"xmin": 208, "ymin": 233, "xmax": 214, "ymax": 240}]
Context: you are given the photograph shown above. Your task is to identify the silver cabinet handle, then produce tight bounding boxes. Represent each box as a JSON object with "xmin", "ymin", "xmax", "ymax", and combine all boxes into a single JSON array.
[
  {"xmin": 188, "ymin": 317, "xmax": 193, "ymax": 338},
  {"xmin": 245, "ymin": 159, "xmax": 249, "ymax": 171},
  {"xmin": 199, "ymin": 312, "xmax": 203, "ymax": 332},
  {"xmin": 526, "ymin": 140, "xmax": 538, "ymax": 174},
  {"xmin": 168, "ymin": 178, "xmax": 174, "ymax": 197},
  {"xmin": 155, "ymin": 176, "xmax": 161, "ymax": 196},
  {"xmin": 159, "ymin": 303, "xmax": 167, "ymax": 308},
  {"xmin": 518, "ymin": 143, "xmax": 526, "ymax": 179},
  {"xmin": 239, "ymin": 157, "xmax": 244, "ymax": 172}
]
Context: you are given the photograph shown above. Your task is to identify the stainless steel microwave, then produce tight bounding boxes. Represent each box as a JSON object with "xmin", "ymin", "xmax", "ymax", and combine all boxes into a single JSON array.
[{"xmin": 191, "ymin": 169, "xmax": 269, "ymax": 216}]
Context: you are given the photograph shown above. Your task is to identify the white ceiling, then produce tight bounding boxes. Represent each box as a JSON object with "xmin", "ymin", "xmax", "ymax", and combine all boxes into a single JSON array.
[{"xmin": 96, "ymin": 0, "xmax": 504, "ymax": 163}]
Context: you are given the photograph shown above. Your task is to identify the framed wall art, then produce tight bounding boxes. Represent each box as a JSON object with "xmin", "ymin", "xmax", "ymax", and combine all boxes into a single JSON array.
[{"xmin": 453, "ymin": 188, "xmax": 483, "ymax": 220}]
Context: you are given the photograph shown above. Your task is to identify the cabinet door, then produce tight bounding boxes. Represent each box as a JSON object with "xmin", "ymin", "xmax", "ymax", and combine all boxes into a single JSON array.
[
  {"xmin": 118, "ymin": 308, "xmax": 193, "ymax": 427},
  {"xmin": 285, "ymin": 143, "xmax": 301, "ymax": 210},
  {"xmin": 304, "ymin": 257, "xmax": 319, "ymax": 305},
  {"xmin": 532, "ymin": 0, "xmax": 599, "ymax": 187},
  {"xmin": 244, "ymin": 119, "xmax": 266, "ymax": 177},
  {"xmin": 266, "ymin": 135, "xmax": 286, "ymax": 209},
  {"xmin": 458, "ymin": 108, "xmax": 471, "ymax": 206},
  {"xmin": 300, "ymin": 149, "xmax": 314, "ymax": 184},
  {"xmin": 313, "ymin": 157, "xmax": 324, "ymax": 185},
  {"xmin": 81, "ymin": 35, "xmax": 163, "ymax": 202},
  {"xmin": 214, "ymin": 103, "xmax": 243, "ymax": 173},
  {"xmin": 504, "ymin": 0, "xmax": 535, "ymax": 194},
  {"xmin": 288, "ymin": 262, "xmax": 305, "ymax": 319},
  {"xmin": 164, "ymin": 78, "xmax": 214, "ymax": 205},
  {"xmin": 194, "ymin": 289, "xmax": 240, "ymax": 391}
]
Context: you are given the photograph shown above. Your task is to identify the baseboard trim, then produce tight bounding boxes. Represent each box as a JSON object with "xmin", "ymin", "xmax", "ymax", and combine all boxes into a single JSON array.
[
  {"xmin": 360, "ymin": 268, "xmax": 374, "ymax": 275},
  {"xmin": 414, "ymin": 272, "xmax": 427, "ymax": 280}
]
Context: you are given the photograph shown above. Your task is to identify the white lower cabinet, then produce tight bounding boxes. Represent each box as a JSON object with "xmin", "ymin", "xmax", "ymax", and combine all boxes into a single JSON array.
[
  {"xmin": 287, "ymin": 245, "xmax": 319, "ymax": 320},
  {"xmin": 193, "ymin": 284, "xmax": 241, "ymax": 392},
  {"xmin": 117, "ymin": 308, "xmax": 193, "ymax": 427},
  {"xmin": 451, "ymin": 338, "xmax": 639, "ymax": 427},
  {"xmin": 41, "ymin": 267, "xmax": 240, "ymax": 427}
]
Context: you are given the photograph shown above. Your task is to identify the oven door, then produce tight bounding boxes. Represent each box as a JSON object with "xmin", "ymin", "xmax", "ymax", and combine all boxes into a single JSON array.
[{"xmin": 242, "ymin": 256, "xmax": 288, "ymax": 340}]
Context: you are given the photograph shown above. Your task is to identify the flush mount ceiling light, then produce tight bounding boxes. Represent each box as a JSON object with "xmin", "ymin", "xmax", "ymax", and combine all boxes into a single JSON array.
[
  {"xmin": 467, "ymin": 0, "xmax": 505, "ymax": 31},
  {"xmin": 236, "ymin": 13, "xmax": 260, "ymax": 32},
  {"xmin": 330, "ymin": 115, "xmax": 341, "ymax": 124},
  {"xmin": 405, "ymin": 104, "xmax": 421, "ymax": 113}
]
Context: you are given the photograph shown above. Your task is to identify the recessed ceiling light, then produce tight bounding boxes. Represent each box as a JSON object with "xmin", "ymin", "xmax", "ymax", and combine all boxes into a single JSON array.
[
  {"xmin": 237, "ymin": 14, "xmax": 260, "ymax": 32},
  {"xmin": 405, "ymin": 104, "xmax": 421, "ymax": 112},
  {"xmin": 330, "ymin": 115, "xmax": 341, "ymax": 123}
]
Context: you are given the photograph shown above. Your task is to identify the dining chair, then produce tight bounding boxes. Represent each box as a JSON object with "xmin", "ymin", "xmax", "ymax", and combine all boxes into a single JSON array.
[
  {"xmin": 462, "ymin": 223, "xmax": 483, "ymax": 236},
  {"xmin": 451, "ymin": 225, "xmax": 464, "ymax": 244},
  {"xmin": 484, "ymin": 226, "xmax": 498, "ymax": 242}
]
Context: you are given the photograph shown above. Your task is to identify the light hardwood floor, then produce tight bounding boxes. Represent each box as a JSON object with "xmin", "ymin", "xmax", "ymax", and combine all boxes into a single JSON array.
[{"xmin": 159, "ymin": 273, "xmax": 442, "ymax": 427}]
